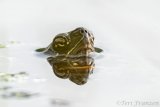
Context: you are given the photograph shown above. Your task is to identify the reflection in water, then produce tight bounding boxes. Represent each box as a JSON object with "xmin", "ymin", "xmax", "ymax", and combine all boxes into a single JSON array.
[{"xmin": 47, "ymin": 55, "xmax": 95, "ymax": 85}]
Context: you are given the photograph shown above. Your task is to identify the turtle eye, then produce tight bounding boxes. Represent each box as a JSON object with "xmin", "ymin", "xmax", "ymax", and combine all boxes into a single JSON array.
[
  {"xmin": 54, "ymin": 38, "xmax": 66, "ymax": 47},
  {"xmin": 52, "ymin": 35, "xmax": 70, "ymax": 53},
  {"xmin": 80, "ymin": 29, "xmax": 84, "ymax": 33}
]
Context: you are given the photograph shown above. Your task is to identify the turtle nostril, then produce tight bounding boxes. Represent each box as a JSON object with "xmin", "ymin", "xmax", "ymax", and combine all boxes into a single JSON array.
[
  {"xmin": 80, "ymin": 29, "xmax": 84, "ymax": 33},
  {"xmin": 88, "ymin": 33, "xmax": 91, "ymax": 36}
]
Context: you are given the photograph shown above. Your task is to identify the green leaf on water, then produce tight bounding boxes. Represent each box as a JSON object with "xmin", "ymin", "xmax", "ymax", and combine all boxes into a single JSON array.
[
  {"xmin": 0, "ymin": 72, "xmax": 29, "ymax": 82},
  {"xmin": 10, "ymin": 41, "xmax": 20, "ymax": 44},
  {"xmin": 0, "ymin": 44, "xmax": 6, "ymax": 48},
  {"xmin": 1, "ymin": 91, "xmax": 39, "ymax": 99},
  {"xmin": 0, "ymin": 86, "xmax": 11, "ymax": 91}
]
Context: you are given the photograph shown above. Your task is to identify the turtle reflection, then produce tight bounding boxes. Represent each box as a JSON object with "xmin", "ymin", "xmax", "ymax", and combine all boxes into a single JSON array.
[{"xmin": 47, "ymin": 55, "xmax": 94, "ymax": 85}]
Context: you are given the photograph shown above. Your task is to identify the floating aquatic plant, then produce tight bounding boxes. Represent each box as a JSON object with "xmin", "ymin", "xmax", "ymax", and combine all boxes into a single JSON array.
[
  {"xmin": 0, "ymin": 44, "xmax": 6, "ymax": 48},
  {"xmin": 1, "ymin": 91, "xmax": 39, "ymax": 99},
  {"xmin": 0, "ymin": 72, "xmax": 29, "ymax": 82}
]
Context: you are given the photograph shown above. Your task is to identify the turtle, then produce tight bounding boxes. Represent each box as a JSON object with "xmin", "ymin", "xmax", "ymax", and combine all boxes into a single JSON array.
[
  {"xmin": 35, "ymin": 27, "xmax": 103, "ymax": 85},
  {"xmin": 35, "ymin": 27, "xmax": 103, "ymax": 56}
]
